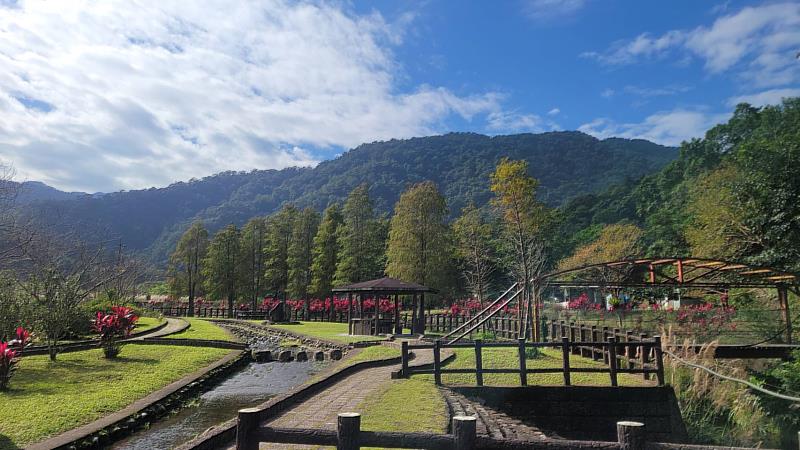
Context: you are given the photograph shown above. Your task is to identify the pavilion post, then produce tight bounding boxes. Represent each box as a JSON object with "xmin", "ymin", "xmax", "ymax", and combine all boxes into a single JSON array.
[
  {"xmin": 347, "ymin": 293, "xmax": 353, "ymax": 334},
  {"xmin": 374, "ymin": 294, "xmax": 380, "ymax": 335},
  {"xmin": 394, "ymin": 294, "xmax": 401, "ymax": 334},
  {"xmin": 411, "ymin": 294, "xmax": 418, "ymax": 334},
  {"xmin": 419, "ymin": 293, "xmax": 426, "ymax": 335}
]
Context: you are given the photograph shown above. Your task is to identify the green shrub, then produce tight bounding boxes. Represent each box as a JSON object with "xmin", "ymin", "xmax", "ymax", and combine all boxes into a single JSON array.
[
  {"xmin": 473, "ymin": 331, "xmax": 496, "ymax": 341},
  {"xmin": 525, "ymin": 346, "xmax": 542, "ymax": 359}
]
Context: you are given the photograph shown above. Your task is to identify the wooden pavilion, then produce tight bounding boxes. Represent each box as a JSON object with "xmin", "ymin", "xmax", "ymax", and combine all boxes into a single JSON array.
[{"xmin": 332, "ymin": 277, "xmax": 436, "ymax": 336}]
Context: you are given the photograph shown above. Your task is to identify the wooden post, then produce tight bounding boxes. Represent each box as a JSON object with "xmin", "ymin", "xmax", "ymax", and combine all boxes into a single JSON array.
[
  {"xmin": 419, "ymin": 292, "xmax": 426, "ymax": 335},
  {"xmin": 579, "ymin": 325, "xmax": 587, "ymax": 357},
  {"xmin": 640, "ymin": 332, "xmax": 650, "ymax": 381},
  {"xmin": 561, "ymin": 336, "xmax": 571, "ymax": 386},
  {"xmin": 617, "ymin": 421, "xmax": 645, "ymax": 450},
  {"xmin": 608, "ymin": 336, "xmax": 618, "ymax": 387},
  {"xmin": 654, "ymin": 336, "xmax": 665, "ymax": 386},
  {"xmin": 779, "ymin": 286, "xmax": 792, "ymax": 344},
  {"xmin": 591, "ymin": 326, "xmax": 599, "ymax": 360},
  {"xmin": 347, "ymin": 293, "xmax": 353, "ymax": 335},
  {"xmin": 337, "ymin": 412, "xmax": 361, "ymax": 450},
  {"xmin": 474, "ymin": 339, "xmax": 484, "ymax": 386},
  {"xmin": 602, "ymin": 326, "xmax": 610, "ymax": 364},
  {"xmin": 569, "ymin": 323, "xmax": 578, "ymax": 355},
  {"xmin": 401, "ymin": 340, "xmax": 410, "ymax": 378},
  {"xmin": 518, "ymin": 338, "xmax": 527, "ymax": 386},
  {"xmin": 433, "ymin": 340, "xmax": 442, "ymax": 386},
  {"xmin": 626, "ymin": 331, "xmax": 635, "ymax": 370},
  {"xmin": 453, "ymin": 416, "xmax": 477, "ymax": 450},
  {"xmin": 236, "ymin": 407, "xmax": 260, "ymax": 450},
  {"xmin": 394, "ymin": 294, "xmax": 401, "ymax": 334},
  {"xmin": 411, "ymin": 294, "xmax": 418, "ymax": 335}
]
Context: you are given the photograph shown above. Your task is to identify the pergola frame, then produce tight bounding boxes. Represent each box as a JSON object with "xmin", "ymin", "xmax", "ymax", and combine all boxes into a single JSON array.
[
  {"xmin": 332, "ymin": 277, "xmax": 437, "ymax": 336},
  {"xmin": 539, "ymin": 256, "xmax": 800, "ymax": 343}
]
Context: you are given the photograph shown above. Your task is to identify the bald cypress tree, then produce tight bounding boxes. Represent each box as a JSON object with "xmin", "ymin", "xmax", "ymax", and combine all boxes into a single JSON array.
[
  {"xmin": 264, "ymin": 204, "xmax": 298, "ymax": 299},
  {"xmin": 203, "ymin": 224, "xmax": 240, "ymax": 317},
  {"xmin": 386, "ymin": 181, "xmax": 451, "ymax": 292},
  {"xmin": 239, "ymin": 216, "xmax": 268, "ymax": 311},
  {"xmin": 334, "ymin": 185, "xmax": 386, "ymax": 285},
  {"xmin": 168, "ymin": 221, "xmax": 209, "ymax": 316},
  {"xmin": 287, "ymin": 208, "xmax": 320, "ymax": 314},
  {"xmin": 310, "ymin": 203, "xmax": 343, "ymax": 299}
]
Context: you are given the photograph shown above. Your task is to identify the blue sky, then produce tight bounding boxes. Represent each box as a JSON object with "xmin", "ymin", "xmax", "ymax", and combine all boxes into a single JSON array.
[{"xmin": 0, "ymin": 0, "xmax": 798, "ymax": 192}]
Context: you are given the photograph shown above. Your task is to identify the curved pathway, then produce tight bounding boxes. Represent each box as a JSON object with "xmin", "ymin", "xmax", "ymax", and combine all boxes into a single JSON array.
[{"xmin": 127, "ymin": 317, "xmax": 189, "ymax": 340}]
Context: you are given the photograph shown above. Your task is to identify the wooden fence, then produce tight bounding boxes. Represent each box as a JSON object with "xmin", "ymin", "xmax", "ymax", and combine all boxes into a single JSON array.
[
  {"xmin": 236, "ymin": 410, "xmax": 650, "ymax": 450},
  {"xmin": 411, "ymin": 313, "xmax": 521, "ymax": 339},
  {"xmin": 234, "ymin": 410, "xmax": 765, "ymax": 450},
  {"xmin": 401, "ymin": 336, "xmax": 664, "ymax": 387},
  {"xmin": 147, "ymin": 306, "xmax": 350, "ymax": 322}
]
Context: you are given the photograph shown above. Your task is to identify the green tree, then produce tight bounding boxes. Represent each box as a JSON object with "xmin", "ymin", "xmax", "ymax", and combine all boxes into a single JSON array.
[
  {"xmin": 264, "ymin": 205, "xmax": 298, "ymax": 298},
  {"xmin": 167, "ymin": 221, "xmax": 209, "ymax": 316},
  {"xmin": 239, "ymin": 217, "xmax": 268, "ymax": 310},
  {"xmin": 334, "ymin": 185, "xmax": 386, "ymax": 285},
  {"xmin": 310, "ymin": 203, "xmax": 343, "ymax": 300},
  {"xmin": 386, "ymin": 181, "xmax": 452, "ymax": 292},
  {"xmin": 287, "ymin": 208, "xmax": 320, "ymax": 313},
  {"xmin": 453, "ymin": 203, "xmax": 495, "ymax": 305},
  {"xmin": 203, "ymin": 224, "xmax": 240, "ymax": 317},
  {"xmin": 490, "ymin": 158, "xmax": 549, "ymax": 340}
]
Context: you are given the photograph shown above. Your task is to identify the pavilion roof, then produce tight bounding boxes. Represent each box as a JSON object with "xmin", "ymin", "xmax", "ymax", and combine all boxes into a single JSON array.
[{"xmin": 332, "ymin": 276, "xmax": 437, "ymax": 294}]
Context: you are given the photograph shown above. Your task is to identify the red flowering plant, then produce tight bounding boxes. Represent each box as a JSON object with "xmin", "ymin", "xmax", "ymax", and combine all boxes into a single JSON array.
[
  {"xmin": 675, "ymin": 303, "xmax": 737, "ymax": 340},
  {"xmin": 93, "ymin": 306, "xmax": 139, "ymax": 358},
  {"xmin": 1, "ymin": 327, "xmax": 31, "ymax": 390}
]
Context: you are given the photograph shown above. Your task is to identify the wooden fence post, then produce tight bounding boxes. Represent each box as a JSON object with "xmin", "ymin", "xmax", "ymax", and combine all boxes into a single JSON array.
[
  {"xmin": 654, "ymin": 336, "xmax": 665, "ymax": 386},
  {"xmin": 617, "ymin": 421, "xmax": 645, "ymax": 450},
  {"xmin": 236, "ymin": 408, "xmax": 260, "ymax": 450},
  {"xmin": 626, "ymin": 331, "xmax": 635, "ymax": 370},
  {"xmin": 453, "ymin": 416, "xmax": 477, "ymax": 450},
  {"xmin": 561, "ymin": 336, "xmax": 571, "ymax": 386},
  {"xmin": 608, "ymin": 336, "xmax": 618, "ymax": 387},
  {"xmin": 602, "ymin": 327, "xmax": 610, "ymax": 364},
  {"xmin": 337, "ymin": 412, "xmax": 361, "ymax": 450},
  {"xmin": 433, "ymin": 340, "xmax": 442, "ymax": 386},
  {"xmin": 591, "ymin": 326, "xmax": 599, "ymax": 360},
  {"xmin": 474, "ymin": 339, "xmax": 484, "ymax": 386},
  {"xmin": 640, "ymin": 333, "xmax": 650, "ymax": 381},
  {"xmin": 401, "ymin": 341, "xmax": 409, "ymax": 378},
  {"xmin": 518, "ymin": 338, "xmax": 527, "ymax": 386}
]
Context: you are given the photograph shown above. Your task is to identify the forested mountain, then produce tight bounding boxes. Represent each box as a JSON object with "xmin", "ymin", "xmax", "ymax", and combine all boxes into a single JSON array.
[
  {"xmin": 558, "ymin": 98, "xmax": 800, "ymax": 272},
  {"xmin": 21, "ymin": 131, "xmax": 676, "ymax": 264}
]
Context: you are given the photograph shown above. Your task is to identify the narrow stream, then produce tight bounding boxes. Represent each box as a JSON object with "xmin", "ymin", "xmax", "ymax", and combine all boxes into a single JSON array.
[{"xmin": 112, "ymin": 361, "xmax": 325, "ymax": 450}]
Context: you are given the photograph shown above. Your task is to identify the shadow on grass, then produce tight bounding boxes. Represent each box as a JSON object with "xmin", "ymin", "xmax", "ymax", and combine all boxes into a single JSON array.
[{"xmin": 0, "ymin": 433, "xmax": 22, "ymax": 450}]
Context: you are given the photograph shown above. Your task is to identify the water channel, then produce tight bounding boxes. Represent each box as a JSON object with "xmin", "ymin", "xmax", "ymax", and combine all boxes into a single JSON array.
[{"xmin": 112, "ymin": 360, "xmax": 325, "ymax": 449}]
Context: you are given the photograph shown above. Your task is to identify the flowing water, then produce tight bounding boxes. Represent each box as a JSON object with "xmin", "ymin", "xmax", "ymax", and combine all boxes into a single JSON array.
[{"xmin": 111, "ymin": 360, "xmax": 324, "ymax": 450}]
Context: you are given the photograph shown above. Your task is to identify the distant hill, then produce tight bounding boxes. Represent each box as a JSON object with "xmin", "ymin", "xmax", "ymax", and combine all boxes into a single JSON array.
[
  {"xmin": 15, "ymin": 181, "xmax": 93, "ymax": 203},
  {"xmin": 21, "ymin": 131, "xmax": 677, "ymax": 264}
]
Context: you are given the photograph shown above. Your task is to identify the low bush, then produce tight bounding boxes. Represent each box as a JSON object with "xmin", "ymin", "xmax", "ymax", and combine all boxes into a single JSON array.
[{"xmin": 93, "ymin": 306, "xmax": 139, "ymax": 358}]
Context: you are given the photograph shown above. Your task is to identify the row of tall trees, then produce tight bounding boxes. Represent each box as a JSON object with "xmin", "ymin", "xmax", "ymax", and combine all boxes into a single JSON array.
[{"xmin": 167, "ymin": 159, "xmax": 553, "ymax": 330}]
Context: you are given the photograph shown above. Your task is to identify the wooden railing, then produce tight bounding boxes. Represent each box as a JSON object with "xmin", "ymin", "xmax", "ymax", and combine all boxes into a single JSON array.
[
  {"xmin": 236, "ymin": 410, "xmax": 656, "ymax": 450},
  {"xmin": 401, "ymin": 336, "xmax": 665, "ymax": 387},
  {"xmin": 147, "ymin": 305, "xmax": 350, "ymax": 322},
  {"xmin": 234, "ymin": 410, "xmax": 764, "ymax": 450},
  {"xmin": 408, "ymin": 313, "xmax": 522, "ymax": 339}
]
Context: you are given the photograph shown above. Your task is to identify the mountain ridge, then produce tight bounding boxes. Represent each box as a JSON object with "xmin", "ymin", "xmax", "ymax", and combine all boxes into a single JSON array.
[{"xmin": 20, "ymin": 131, "xmax": 677, "ymax": 263}]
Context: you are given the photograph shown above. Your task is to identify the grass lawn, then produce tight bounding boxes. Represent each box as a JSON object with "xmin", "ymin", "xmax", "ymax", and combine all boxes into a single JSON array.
[
  {"xmin": 133, "ymin": 316, "xmax": 163, "ymax": 333},
  {"xmin": 168, "ymin": 318, "xmax": 236, "ymax": 341},
  {"xmin": 0, "ymin": 345, "xmax": 232, "ymax": 449},
  {"xmin": 343, "ymin": 345, "xmax": 401, "ymax": 366},
  {"xmin": 430, "ymin": 347, "xmax": 646, "ymax": 387},
  {"xmin": 267, "ymin": 321, "xmax": 386, "ymax": 344}
]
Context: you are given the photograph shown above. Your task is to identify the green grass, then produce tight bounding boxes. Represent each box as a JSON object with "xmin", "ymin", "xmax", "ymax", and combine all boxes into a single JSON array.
[
  {"xmin": 429, "ymin": 347, "xmax": 647, "ymax": 386},
  {"xmin": 133, "ymin": 316, "xmax": 163, "ymax": 333},
  {"xmin": 267, "ymin": 321, "xmax": 386, "ymax": 344},
  {"xmin": 343, "ymin": 345, "xmax": 401, "ymax": 366},
  {"xmin": 168, "ymin": 318, "xmax": 235, "ymax": 341},
  {"xmin": 0, "ymin": 345, "xmax": 232, "ymax": 448},
  {"xmin": 358, "ymin": 378, "xmax": 448, "ymax": 449}
]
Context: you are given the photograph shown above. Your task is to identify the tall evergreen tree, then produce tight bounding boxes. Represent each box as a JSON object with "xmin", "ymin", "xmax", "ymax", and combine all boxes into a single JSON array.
[
  {"xmin": 239, "ymin": 217, "xmax": 268, "ymax": 310},
  {"xmin": 264, "ymin": 204, "xmax": 298, "ymax": 298},
  {"xmin": 334, "ymin": 185, "xmax": 386, "ymax": 285},
  {"xmin": 203, "ymin": 224, "xmax": 240, "ymax": 317},
  {"xmin": 386, "ymin": 181, "xmax": 452, "ymax": 292},
  {"xmin": 168, "ymin": 221, "xmax": 209, "ymax": 316},
  {"xmin": 310, "ymin": 203, "xmax": 343, "ymax": 299},
  {"xmin": 287, "ymin": 208, "xmax": 320, "ymax": 313}
]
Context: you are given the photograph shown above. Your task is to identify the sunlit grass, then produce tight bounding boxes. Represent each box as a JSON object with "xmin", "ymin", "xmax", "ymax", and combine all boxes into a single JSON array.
[
  {"xmin": 267, "ymin": 321, "xmax": 386, "ymax": 344},
  {"xmin": 168, "ymin": 318, "xmax": 236, "ymax": 341},
  {"xmin": 0, "ymin": 345, "xmax": 232, "ymax": 448}
]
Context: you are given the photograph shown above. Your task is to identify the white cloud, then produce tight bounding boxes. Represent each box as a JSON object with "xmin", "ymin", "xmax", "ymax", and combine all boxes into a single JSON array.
[
  {"xmin": 622, "ymin": 85, "xmax": 692, "ymax": 98},
  {"xmin": 579, "ymin": 109, "xmax": 730, "ymax": 146},
  {"xmin": 523, "ymin": 0, "xmax": 587, "ymax": 20},
  {"xmin": 600, "ymin": 88, "xmax": 615, "ymax": 98},
  {"xmin": 727, "ymin": 88, "xmax": 800, "ymax": 107},
  {"xmin": 487, "ymin": 111, "xmax": 544, "ymax": 133},
  {"xmin": 0, "ymin": 1, "xmax": 503, "ymax": 192},
  {"xmin": 547, "ymin": 108, "xmax": 560, "ymax": 116},
  {"xmin": 581, "ymin": 3, "xmax": 800, "ymax": 88}
]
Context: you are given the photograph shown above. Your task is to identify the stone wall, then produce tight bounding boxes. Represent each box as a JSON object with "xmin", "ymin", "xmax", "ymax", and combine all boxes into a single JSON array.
[{"xmin": 451, "ymin": 386, "xmax": 688, "ymax": 443}]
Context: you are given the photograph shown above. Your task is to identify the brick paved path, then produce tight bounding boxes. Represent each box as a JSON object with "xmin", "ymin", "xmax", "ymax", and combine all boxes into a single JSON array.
[{"xmin": 440, "ymin": 387, "xmax": 548, "ymax": 441}]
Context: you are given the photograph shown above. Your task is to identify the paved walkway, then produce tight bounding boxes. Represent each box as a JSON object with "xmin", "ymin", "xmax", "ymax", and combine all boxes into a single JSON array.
[
  {"xmin": 235, "ymin": 343, "xmax": 437, "ymax": 450},
  {"xmin": 127, "ymin": 317, "xmax": 189, "ymax": 340}
]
